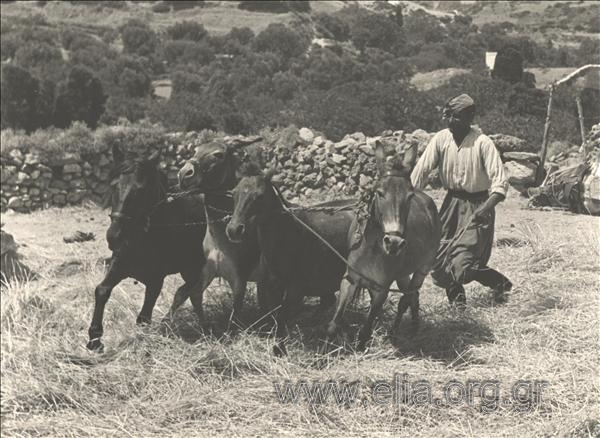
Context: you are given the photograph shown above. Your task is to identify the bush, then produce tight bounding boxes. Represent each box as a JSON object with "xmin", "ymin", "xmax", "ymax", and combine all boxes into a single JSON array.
[
  {"xmin": 120, "ymin": 19, "xmax": 158, "ymax": 58},
  {"xmin": 152, "ymin": 1, "xmax": 170, "ymax": 13},
  {"xmin": 162, "ymin": 40, "xmax": 215, "ymax": 67},
  {"xmin": 54, "ymin": 66, "xmax": 107, "ymax": 129},
  {"xmin": 314, "ymin": 12, "xmax": 349, "ymax": 41},
  {"xmin": 340, "ymin": 6, "xmax": 404, "ymax": 53},
  {"xmin": 168, "ymin": 0, "xmax": 204, "ymax": 11},
  {"xmin": 253, "ymin": 23, "xmax": 309, "ymax": 61},
  {"xmin": 166, "ymin": 21, "xmax": 208, "ymax": 42},
  {"xmin": 1, "ymin": 65, "xmax": 44, "ymax": 132},
  {"xmin": 238, "ymin": 1, "xmax": 306, "ymax": 13},
  {"xmin": 96, "ymin": 122, "xmax": 167, "ymax": 156},
  {"xmin": 13, "ymin": 41, "xmax": 65, "ymax": 84}
]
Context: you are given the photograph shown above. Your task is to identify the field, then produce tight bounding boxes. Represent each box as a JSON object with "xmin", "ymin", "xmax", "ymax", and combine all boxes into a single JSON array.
[{"xmin": 1, "ymin": 189, "xmax": 599, "ymax": 437}]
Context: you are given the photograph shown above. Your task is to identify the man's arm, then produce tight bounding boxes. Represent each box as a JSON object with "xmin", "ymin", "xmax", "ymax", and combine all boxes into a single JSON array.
[
  {"xmin": 410, "ymin": 134, "xmax": 439, "ymax": 190},
  {"xmin": 473, "ymin": 138, "xmax": 509, "ymax": 223}
]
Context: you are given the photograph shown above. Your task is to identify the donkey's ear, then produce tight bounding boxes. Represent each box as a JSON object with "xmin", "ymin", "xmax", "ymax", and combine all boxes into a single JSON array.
[
  {"xmin": 147, "ymin": 148, "xmax": 162, "ymax": 167},
  {"xmin": 112, "ymin": 144, "xmax": 125, "ymax": 164},
  {"xmin": 403, "ymin": 144, "xmax": 417, "ymax": 169},
  {"xmin": 374, "ymin": 140, "xmax": 387, "ymax": 174},
  {"xmin": 227, "ymin": 135, "xmax": 263, "ymax": 150}
]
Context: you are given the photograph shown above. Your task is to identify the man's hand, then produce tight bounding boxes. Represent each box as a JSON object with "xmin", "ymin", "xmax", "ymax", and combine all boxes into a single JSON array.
[
  {"xmin": 471, "ymin": 193, "xmax": 505, "ymax": 225},
  {"xmin": 472, "ymin": 205, "xmax": 492, "ymax": 224}
]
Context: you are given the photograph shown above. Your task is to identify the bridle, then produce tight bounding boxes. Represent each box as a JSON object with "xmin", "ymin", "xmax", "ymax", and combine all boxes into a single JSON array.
[{"xmin": 371, "ymin": 171, "xmax": 415, "ymax": 240}]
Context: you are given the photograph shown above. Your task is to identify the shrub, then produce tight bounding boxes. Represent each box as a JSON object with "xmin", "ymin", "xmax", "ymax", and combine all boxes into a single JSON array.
[
  {"xmin": 314, "ymin": 12, "xmax": 349, "ymax": 41},
  {"xmin": 253, "ymin": 23, "xmax": 309, "ymax": 61},
  {"xmin": 166, "ymin": 21, "xmax": 208, "ymax": 42},
  {"xmin": 96, "ymin": 122, "xmax": 167, "ymax": 156},
  {"xmin": 1, "ymin": 65, "xmax": 43, "ymax": 132},
  {"xmin": 169, "ymin": 0, "xmax": 204, "ymax": 11},
  {"xmin": 162, "ymin": 40, "xmax": 215, "ymax": 67},
  {"xmin": 120, "ymin": 19, "xmax": 158, "ymax": 58},
  {"xmin": 152, "ymin": 2, "xmax": 170, "ymax": 13},
  {"xmin": 13, "ymin": 41, "xmax": 65, "ymax": 84},
  {"xmin": 238, "ymin": 1, "xmax": 311, "ymax": 13},
  {"xmin": 54, "ymin": 66, "xmax": 107, "ymax": 129}
]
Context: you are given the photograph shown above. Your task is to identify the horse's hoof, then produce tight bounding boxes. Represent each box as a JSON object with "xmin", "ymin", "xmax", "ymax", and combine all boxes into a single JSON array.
[
  {"xmin": 273, "ymin": 342, "xmax": 287, "ymax": 357},
  {"xmin": 136, "ymin": 315, "xmax": 151, "ymax": 326},
  {"xmin": 86, "ymin": 339, "xmax": 104, "ymax": 352},
  {"xmin": 357, "ymin": 340, "xmax": 368, "ymax": 352}
]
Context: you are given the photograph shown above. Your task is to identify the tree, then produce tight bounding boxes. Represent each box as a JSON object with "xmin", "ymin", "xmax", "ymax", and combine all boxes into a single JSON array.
[
  {"xmin": 253, "ymin": 23, "xmax": 309, "ymax": 62},
  {"xmin": 0, "ymin": 64, "xmax": 42, "ymax": 131},
  {"xmin": 54, "ymin": 66, "xmax": 106, "ymax": 128},
  {"xmin": 13, "ymin": 41, "xmax": 65, "ymax": 84},
  {"xmin": 492, "ymin": 46, "xmax": 524, "ymax": 84},
  {"xmin": 120, "ymin": 19, "xmax": 158, "ymax": 58},
  {"xmin": 314, "ymin": 12, "xmax": 350, "ymax": 41},
  {"xmin": 166, "ymin": 21, "xmax": 208, "ymax": 42}
]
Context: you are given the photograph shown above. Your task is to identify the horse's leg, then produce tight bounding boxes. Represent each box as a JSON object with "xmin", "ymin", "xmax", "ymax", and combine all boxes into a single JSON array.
[
  {"xmin": 87, "ymin": 262, "xmax": 126, "ymax": 351},
  {"xmin": 136, "ymin": 277, "xmax": 164, "ymax": 325},
  {"xmin": 273, "ymin": 287, "xmax": 303, "ymax": 357},
  {"xmin": 394, "ymin": 275, "xmax": 412, "ymax": 332},
  {"xmin": 327, "ymin": 274, "xmax": 360, "ymax": 337},
  {"xmin": 358, "ymin": 283, "xmax": 391, "ymax": 351},
  {"xmin": 166, "ymin": 258, "xmax": 216, "ymax": 322}
]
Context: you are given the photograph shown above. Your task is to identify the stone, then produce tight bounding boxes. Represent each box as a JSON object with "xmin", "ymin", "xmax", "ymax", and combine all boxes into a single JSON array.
[
  {"xmin": 98, "ymin": 154, "xmax": 110, "ymax": 167},
  {"xmin": 504, "ymin": 160, "xmax": 537, "ymax": 186},
  {"xmin": 359, "ymin": 174, "xmax": 372, "ymax": 187},
  {"xmin": 9, "ymin": 149, "xmax": 24, "ymax": 164},
  {"xmin": 278, "ymin": 125, "xmax": 301, "ymax": 149},
  {"xmin": 67, "ymin": 192, "xmax": 84, "ymax": 204},
  {"xmin": 24, "ymin": 153, "xmax": 40, "ymax": 166},
  {"xmin": 359, "ymin": 144, "xmax": 375, "ymax": 156},
  {"xmin": 313, "ymin": 136, "xmax": 325, "ymax": 147},
  {"xmin": 502, "ymin": 152, "xmax": 540, "ymax": 162},
  {"xmin": 351, "ymin": 132, "xmax": 366, "ymax": 143},
  {"xmin": 53, "ymin": 194, "xmax": 67, "ymax": 205},
  {"xmin": 63, "ymin": 163, "xmax": 82, "ymax": 174},
  {"xmin": 29, "ymin": 188, "xmax": 40, "ymax": 196},
  {"xmin": 7, "ymin": 196, "xmax": 23, "ymax": 209},
  {"xmin": 330, "ymin": 154, "xmax": 346, "ymax": 165},
  {"xmin": 298, "ymin": 127, "xmax": 315, "ymax": 144},
  {"xmin": 50, "ymin": 180, "xmax": 69, "ymax": 190},
  {"xmin": 30, "ymin": 170, "xmax": 40, "ymax": 179},
  {"xmin": 489, "ymin": 134, "xmax": 533, "ymax": 153}
]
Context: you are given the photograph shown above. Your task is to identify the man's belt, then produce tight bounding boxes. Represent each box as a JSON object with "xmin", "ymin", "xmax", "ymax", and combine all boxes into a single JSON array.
[{"xmin": 446, "ymin": 189, "xmax": 489, "ymax": 202}]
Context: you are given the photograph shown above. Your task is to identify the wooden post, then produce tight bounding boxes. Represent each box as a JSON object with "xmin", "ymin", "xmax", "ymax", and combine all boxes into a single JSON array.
[
  {"xmin": 576, "ymin": 96, "xmax": 587, "ymax": 155},
  {"xmin": 537, "ymin": 84, "xmax": 554, "ymax": 185}
]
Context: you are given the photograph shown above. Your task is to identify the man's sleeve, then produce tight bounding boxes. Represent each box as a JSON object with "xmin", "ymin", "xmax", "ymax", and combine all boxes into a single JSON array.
[
  {"xmin": 481, "ymin": 136, "xmax": 509, "ymax": 198},
  {"xmin": 410, "ymin": 134, "xmax": 439, "ymax": 190}
]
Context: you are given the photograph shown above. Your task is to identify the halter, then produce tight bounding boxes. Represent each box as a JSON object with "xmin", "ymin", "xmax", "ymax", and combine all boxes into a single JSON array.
[{"xmin": 371, "ymin": 172, "xmax": 415, "ymax": 240}]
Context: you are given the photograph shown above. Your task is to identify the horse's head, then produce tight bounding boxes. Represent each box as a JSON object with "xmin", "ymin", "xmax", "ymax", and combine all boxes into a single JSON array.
[
  {"xmin": 178, "ymin": 137, "xmax": 262, "ymax": 192},
  {"xmin": 107, "ymin": 145, "xmax": 165, "ymax": 252},
  {"xmin": 226, "ymin": 163, "xmax": 276, "ymax": 243},
  {"xmin": 371, "ymin": 141, "xmax": 417, "ymax": 257}
]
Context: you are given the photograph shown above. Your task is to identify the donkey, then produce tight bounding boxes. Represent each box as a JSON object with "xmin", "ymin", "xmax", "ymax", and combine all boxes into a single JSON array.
[
  {"xmin": 327, "ymin": 142, "xmax": 442, "ymax": 351},
  {"xmin": 226, "ymin": 163, "xmax": 356, "ymax": 355},
  {"xmin": 169, "ymin": 137, "xmax": 275, "ymax": 321},
  {"xmin": 87, "ymin": 146, "xmax": 206, "ymax": 351}
]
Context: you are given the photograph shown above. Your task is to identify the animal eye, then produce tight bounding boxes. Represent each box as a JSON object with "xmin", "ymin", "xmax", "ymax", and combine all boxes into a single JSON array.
[{"xmin": 212, "ymin": 151, "xmax": 224, "ymax": 160}]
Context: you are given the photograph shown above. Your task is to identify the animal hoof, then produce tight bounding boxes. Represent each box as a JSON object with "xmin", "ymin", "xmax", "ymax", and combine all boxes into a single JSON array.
[
  {"xmin": 136, "ymin": 315, "xmax": 151, "ymax": 325},
  {"xmin": 273, "ymin": 342, "xmax": 287, "ymax": 357},
  {"xmin": 357, "ymin": 340, "xmax": 368, "ymax": 352},
  {"xmin": 86, "ymin": 338, "xmax": 104, "ymax": 352}
]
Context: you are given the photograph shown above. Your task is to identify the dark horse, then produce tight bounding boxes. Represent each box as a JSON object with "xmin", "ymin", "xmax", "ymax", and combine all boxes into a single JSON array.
[
  {"xmin": 226, "ymin": 163, "xmax": 356, "ymax": 356},
  {"xmin": 327, "ymin": 142, "xmax": 441, "ymax": 350},
  {"xmin": 87, "ymin": 146, "xmax": 206, "ymax": 351},
  {"xmin": 170, "ymin": 137, "xmax": 274, "ymax": 320}
]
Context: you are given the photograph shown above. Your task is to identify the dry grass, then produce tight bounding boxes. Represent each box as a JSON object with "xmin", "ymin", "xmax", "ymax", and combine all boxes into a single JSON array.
[{"xmin": 1, "ymin": 193, "xmax": 599, "ymax": 437}]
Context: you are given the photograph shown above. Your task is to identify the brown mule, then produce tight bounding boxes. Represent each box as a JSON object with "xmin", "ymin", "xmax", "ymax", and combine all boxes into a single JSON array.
[{"xmin": 327, "ymin": 142, "xmax": 442, "ymax": 351}]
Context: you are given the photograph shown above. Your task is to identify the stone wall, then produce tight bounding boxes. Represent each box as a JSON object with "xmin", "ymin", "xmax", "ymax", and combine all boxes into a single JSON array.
[{"xmin": 0, "ymin": 127, "xmax": 539, "ymax": 212}]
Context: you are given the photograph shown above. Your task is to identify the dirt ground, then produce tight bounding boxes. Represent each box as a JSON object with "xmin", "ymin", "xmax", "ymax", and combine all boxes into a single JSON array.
[{"xmin": 1, "ymin": 189, "xmax": 599, "ymax": 437}]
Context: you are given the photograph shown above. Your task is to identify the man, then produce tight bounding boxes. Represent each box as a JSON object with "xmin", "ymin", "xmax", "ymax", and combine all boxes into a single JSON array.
[{"xmin": 411, "ymin": 94, "xmax": 512, "ymax": 305}]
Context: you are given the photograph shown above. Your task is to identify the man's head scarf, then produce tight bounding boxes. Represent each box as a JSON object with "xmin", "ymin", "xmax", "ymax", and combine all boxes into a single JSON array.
[{"xmin": 442, "ymin": 94, "xmax": 475, "ymax": 118}]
